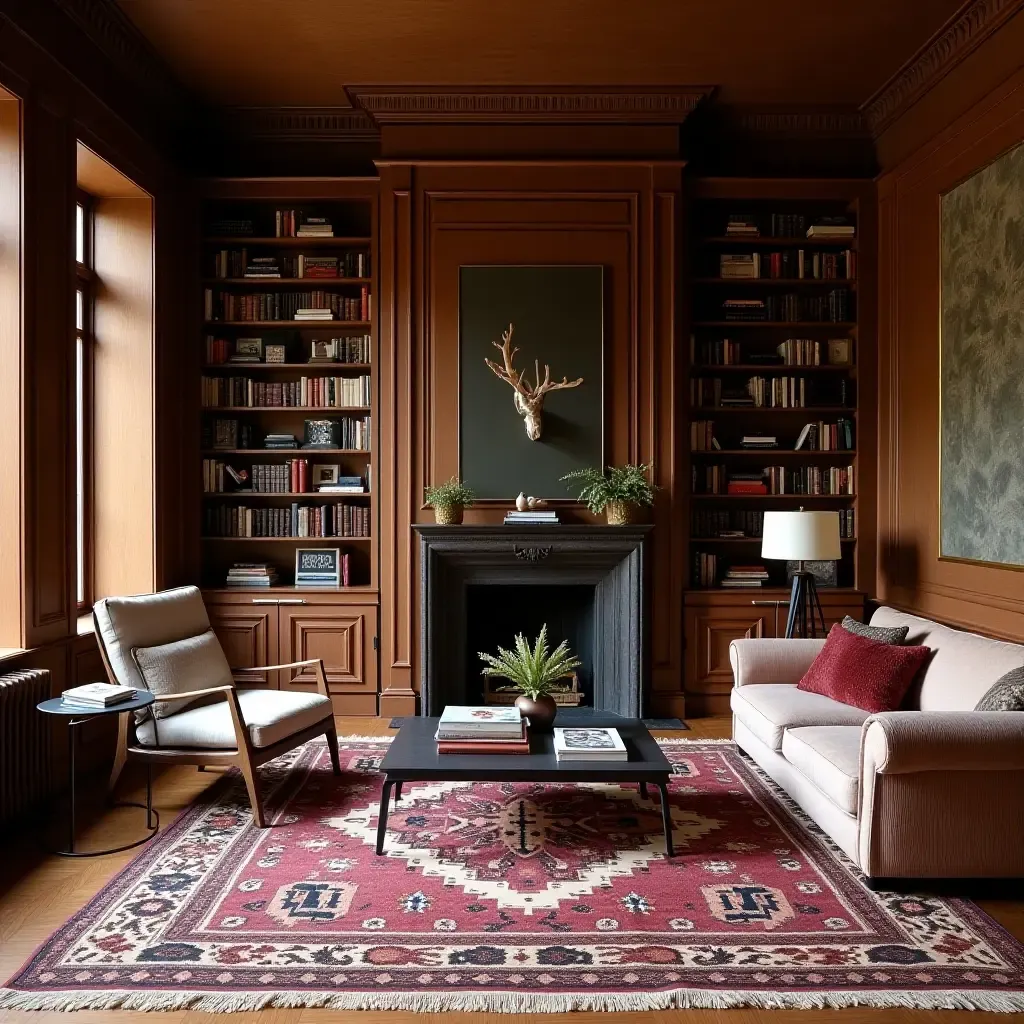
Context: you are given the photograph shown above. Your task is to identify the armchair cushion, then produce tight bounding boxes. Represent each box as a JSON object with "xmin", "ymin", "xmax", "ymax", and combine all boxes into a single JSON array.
[
  {"xmin": 782, "ymin": 726, "xmax": 861, "ymax": 815},
  {"xmin": 135, "ymin": 689, "xmax": 333, "ymax": 749},
  {"xmin": 731, "ymin": 683, "xmax": 870, "ymax": 750},
  {"xmin": 133, "ymin": 629, "xmax": 234, "ymax": 719},
  {"xmin": 862, "ymin": 711, "xmax": 1024, "ymax": 774}
]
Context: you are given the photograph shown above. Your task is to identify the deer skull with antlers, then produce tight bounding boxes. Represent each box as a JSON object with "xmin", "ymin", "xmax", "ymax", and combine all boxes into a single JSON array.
[{"xmin": 484, "ymin": 324, "xmax": 584, "ymax": 441}]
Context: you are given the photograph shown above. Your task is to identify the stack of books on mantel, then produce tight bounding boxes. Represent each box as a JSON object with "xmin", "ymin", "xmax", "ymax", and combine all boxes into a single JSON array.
[
  {"xmin": 722, "ymin": 564, "xmax": 770, "ymax": 588},
  {"xmin": 294, "ymin": 308, "xmax": 334, "ymax": 322},
  {"xmin": 553, "ymin": 727, "xmax": 627, "ymax": 762},
  {"xmin": 62, "ymin": 682, "xmax": 136, "ymax": 708},
  {"xmin": 226, "ymin": 562, "xmax": 279, "ymax": 588},
  {"xmin": 435, "ymin": 706, "xmax": 529, "ymax": 754},
  {"xmin": 504, "ymin": 509, "xmax": 559, "ymax": 525}
]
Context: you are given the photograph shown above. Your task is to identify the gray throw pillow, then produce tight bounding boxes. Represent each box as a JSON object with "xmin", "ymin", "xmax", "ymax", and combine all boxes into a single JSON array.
[
  {"xmin": 974, "ymin": 666, "xmax": 1024, "ymax": 711},
  {"xmin": 841, "ymin": 615, "xmax": 910, "ymax": 645},
  {"xmin": 132, "ymin": 629, "xmax": 234, "ymax": 719}
]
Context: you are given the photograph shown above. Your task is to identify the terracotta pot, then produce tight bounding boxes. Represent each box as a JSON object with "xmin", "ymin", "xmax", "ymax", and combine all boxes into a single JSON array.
[
  {"xmin": 433, "ymin": 503, "xmax": 464, "ymax": 525},
  {"xmin": 605, "ymin": 499, "xmax": 641, "ymax": 526},
  {"xmin": 515, "ymin": 693, "xmax": 558, "ymax": 732}
]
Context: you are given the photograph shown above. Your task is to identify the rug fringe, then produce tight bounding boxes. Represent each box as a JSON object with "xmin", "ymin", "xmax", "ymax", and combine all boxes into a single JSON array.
[{"xmin": 2, "ymin": 985, "xmax": 1023, "ymax": 1014}]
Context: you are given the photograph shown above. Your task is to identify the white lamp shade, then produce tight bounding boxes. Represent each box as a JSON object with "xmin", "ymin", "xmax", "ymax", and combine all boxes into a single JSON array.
[{"xmin": 761, "ymin": 510, "xmax": 842, "ymax": 561}]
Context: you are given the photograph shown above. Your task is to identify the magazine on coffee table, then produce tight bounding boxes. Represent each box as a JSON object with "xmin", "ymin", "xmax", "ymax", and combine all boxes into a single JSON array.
[{"xmin": 553, "ymin": 726, "xmax": 628, "ymax": 761}]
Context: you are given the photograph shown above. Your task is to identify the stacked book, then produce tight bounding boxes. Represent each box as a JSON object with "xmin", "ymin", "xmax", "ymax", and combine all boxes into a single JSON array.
[
  {"xmin": 264, "ymin": 433, "xmax": 299, "ymax": 450},
  {"xmin": 504, "ymin": 509, "xmax": 559, "ymax": 525},
  {"xmin": 436, "ymin": 706, "xmax": 529, "ymax": 754},
  {"xmin": 722, "ymin": 564, "xmax": 770, "ymax": 588},
  {"xmin": 740, "ymin": 434, "xmax": 778, "ymax": 449},
  {"xmin": 295, "ymin": 308, "xmax": 334, "ymax": 322},
  {"xmin": 244, "ymin": 257, "xmax": 281, "ymax": 279},
  {"xmin": 226, "ymin": 562, "xmax": 279, "ymax": 588},
  {"xmin": 553, "ymin": 727, "xmax": 627, "ymax": 762},
  {"xmin": 807, "ymin": 219, "xmax": 855, "ymax": 240},
  {"xmin": 298, "ymin": 216, "xmax": 334, "ymax": 238},
  {"xmin": 720, "ymin": 253, "xmax": 760, "ymax": 279},
  {"xmin": 723, "ymin": 298, "xmax": 767, "ymax": 321},
  {"xmin": 727, "ymin": 472, "xmax": 768, "ymax": 496},
  {"xmin": 318, "ymin": 475, "xmax": 366, "ymax": 494},
  {"xmin": 62, "ymin": 682, "xmax": 136, "ymax": 707},
  {"xmin": 725, "ymin": 214, "xmax": 760, "ymax": 237},
  {"xmin": 297, "ymin": 255, "xmax": 339, "ymax": 278}
]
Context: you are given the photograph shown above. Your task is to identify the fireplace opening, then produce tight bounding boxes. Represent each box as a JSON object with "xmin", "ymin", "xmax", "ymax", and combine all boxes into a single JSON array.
[{"xmin": 465, "ymin": 584, "xmax": 596, "ymax": 709}]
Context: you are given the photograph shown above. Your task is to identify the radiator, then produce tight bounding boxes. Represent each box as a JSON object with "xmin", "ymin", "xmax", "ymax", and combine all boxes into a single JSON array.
[{"xmin": 0, "ymin": 668, "xmax": 52, "ymax": 825}]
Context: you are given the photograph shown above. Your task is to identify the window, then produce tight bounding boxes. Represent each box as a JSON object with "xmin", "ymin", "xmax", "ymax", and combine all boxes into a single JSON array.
[{"xmin": 75, "ymin": 192, "xmax": 93, "ymax": 610}]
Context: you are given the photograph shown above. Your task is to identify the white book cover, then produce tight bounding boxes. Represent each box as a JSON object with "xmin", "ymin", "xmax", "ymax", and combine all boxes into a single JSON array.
[
  {"xmin": 553, "ymin": 727, "xmax": 627, "ymax": 755},
  {"xmin": 62, "ymin": 682, "xmax": 135, "ymax": 704},
  {"xmin": 439, "ymin": 705, "xmax": 523, "ymax": 729}
]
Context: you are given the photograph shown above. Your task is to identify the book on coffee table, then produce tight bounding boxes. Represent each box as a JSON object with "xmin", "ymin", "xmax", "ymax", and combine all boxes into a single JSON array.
[
  {"xmin": 437, "ymin": 705, "xmax": 524, "ymax": 740},
  {"xmin": 436, "ymin": 722, "xmax": 530, "ymax": 755},
  {"xmin": 553, "ymin": 726, "xmax": 628, "ymax": 761}
]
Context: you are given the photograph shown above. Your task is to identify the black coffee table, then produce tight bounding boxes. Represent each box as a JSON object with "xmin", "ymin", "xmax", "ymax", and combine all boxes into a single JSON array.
[{"xmin": 377, "ymin": 715, "xmax": 675, "ymax": 856}]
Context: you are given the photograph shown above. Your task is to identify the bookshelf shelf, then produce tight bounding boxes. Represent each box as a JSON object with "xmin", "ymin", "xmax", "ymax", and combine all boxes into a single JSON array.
[
  {"xmin": 700, "ymin": 236, "xmax": 858, "ymax": 249},
  {"xmin": 693, "ymin": 321, "xmax": 857, "ymax": 329},
  {"xmin": 205, "ymin": 321, "xmax": 371, "ymax": 328},
  {"xmin": 692, "ymin": 363, "xmax": 854, "ymax": 372},
  {"xmin": 202, "ymin": 536, "xmax": 373, "ymax": 542},
  {"xmin": 693, "ymin": 278, "xmax": 856, "ymax": 287},
  {"xmin": 694, "ymin": 406, "xmax": 854, "ymax": 414},
  {"xmin": 204, "ymin": 492, "xmax": 370, "ymax": 500},
  {"xmin": 201, "ymin": 448, "xmax": 369, "ymax": 456},
  {"xmin": 203, "ymin": 363, "xmax": 371, "ymax": 371},
  {"xmin": 203, "ymin": 406, "xmax": 371, "ymax": 413},
  {"xmin": 691, "ymin": 493, "xmax": 855, "ymax": 500},
  {"xmin": 204, "ymin": 277, "xmax": 372, "ymax": 286},
  {"xmin": 204, "ymin": 236, "xmax": 371, "ymax": 247},
  {"xmin": 690, "ymin": 449, "xmax": 857, "ymax": 456}
]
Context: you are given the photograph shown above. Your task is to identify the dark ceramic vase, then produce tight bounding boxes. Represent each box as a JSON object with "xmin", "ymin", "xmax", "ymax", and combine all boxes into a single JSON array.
[{"xmin": 515, "ymin": 693, "xmax": 558, "ymax": 732}]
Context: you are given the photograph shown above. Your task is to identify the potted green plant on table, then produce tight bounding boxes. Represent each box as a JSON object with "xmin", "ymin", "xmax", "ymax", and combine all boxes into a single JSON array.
[
  {"xmin": 478, "ymin": 624, "xmax": 581, "ymax": 732},
  {"xmin": 424, "ymin": 476, "xmax": 475, "ymax": 525},
  {"xmin": 560, "ymin": 463, "xmax": 656, "ymax": 525}
]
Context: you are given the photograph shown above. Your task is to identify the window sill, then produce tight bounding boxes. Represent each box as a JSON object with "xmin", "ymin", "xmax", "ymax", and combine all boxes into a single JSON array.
[{"xmin": 77, "ymin": 613, "xmax": 95, "ymax": 636}]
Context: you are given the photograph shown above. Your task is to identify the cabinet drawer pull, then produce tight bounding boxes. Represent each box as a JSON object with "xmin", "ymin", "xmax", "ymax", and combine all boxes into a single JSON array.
[
  {"xmin": 277, "ymin": 599, "xmax": 308, "ymax": 605},
  {"xmin": 252, "ymin": 599, "xmax": 279, "ymax": 605}
]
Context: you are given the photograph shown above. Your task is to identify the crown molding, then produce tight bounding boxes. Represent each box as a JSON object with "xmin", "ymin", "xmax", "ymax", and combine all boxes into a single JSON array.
[
  {"xmin": 721, "ymin": 106, "xmax": 870, "ymax": 138},
  {"xmin": 220, "ymin": 107, "xmax": 379, "ymax": 143},
  {"xmin": 861, "ymin": 0, "xmax": 1024, "ymax": 135},
  {"xmin": 345, "ymin": 85, "xmax": 714, "ymax": 125}
]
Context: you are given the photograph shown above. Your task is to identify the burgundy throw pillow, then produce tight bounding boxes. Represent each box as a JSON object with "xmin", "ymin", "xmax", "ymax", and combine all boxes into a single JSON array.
[{"xmin": 797, "ymin": 623, "xmax": 931, "ymax": 714}]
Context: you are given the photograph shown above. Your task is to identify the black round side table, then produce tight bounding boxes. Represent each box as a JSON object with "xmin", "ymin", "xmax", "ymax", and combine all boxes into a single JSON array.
[{"xmin": 37, "ymin": 691, "xmax": 159, "ymax": 857}]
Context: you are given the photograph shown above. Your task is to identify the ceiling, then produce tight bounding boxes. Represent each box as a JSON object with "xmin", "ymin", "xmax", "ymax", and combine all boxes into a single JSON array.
[{"xmin": 115, "ymin": 0, "xmax": 964, "ymax": 111}]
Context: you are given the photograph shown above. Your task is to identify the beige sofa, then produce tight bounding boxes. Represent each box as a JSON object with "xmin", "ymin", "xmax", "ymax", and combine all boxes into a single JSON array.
[{"xmin": 730, "ymin": 607, "xmax": 1024, "ymax": 882}]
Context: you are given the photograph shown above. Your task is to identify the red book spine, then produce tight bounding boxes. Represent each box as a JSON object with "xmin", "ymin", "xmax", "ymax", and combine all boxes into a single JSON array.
[
  {"xmin": 436, "ymin": 742, "xmax": 531, "ymax": 755},
  {"xmin": 342, "ymin": 552, "xmax": 350, "ymax": 587}
]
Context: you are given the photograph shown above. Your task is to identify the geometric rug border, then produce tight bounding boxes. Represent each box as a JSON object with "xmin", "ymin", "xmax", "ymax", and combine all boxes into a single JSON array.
[{"xmin": 3, "ymin": 736, "xmax": 1024, "ymax": 1015}]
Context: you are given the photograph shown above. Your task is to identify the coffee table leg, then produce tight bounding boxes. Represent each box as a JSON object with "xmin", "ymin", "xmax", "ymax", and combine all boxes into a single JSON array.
[
  {"xmin": 376, "ymin": 779, "xmax": 393, "ymax": 855},
  {"xmin": 394, "ymin": 781, "xmax": 403, "ymax": 803},
  {"xmin": 658, "ymin": 781, "xmax": 674, "ymax": 857},
  {"xmin": 639, "ymin": 782, "xmax": 649, "ymax": 800}
]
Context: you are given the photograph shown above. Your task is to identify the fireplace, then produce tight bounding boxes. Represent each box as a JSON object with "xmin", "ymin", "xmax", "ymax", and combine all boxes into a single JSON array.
[{"xmin": 414, "ymin": 525, "xmax": 651, "ymax": 717}]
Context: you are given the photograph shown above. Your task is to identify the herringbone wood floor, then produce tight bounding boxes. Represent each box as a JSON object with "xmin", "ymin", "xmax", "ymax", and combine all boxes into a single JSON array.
[{"xmin": 0, "ymin": 715, "xmax": 1021, "ymax": 1023}]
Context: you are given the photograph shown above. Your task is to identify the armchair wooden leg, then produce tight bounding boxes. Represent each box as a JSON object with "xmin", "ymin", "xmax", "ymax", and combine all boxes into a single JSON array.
[
  {"xmin": 108, "ymin": 714, "xmax": 129, "ymax": 793},
  {"xmin": 238, "ymin": 755, "xmax": 267, "ymax": 828},
  {"xmin": 325, "ymin": 726, "xmax": 342, "ymax": 776}
]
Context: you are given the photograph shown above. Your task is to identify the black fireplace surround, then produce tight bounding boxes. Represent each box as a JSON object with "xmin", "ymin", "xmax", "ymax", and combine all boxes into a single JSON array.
[{"xmin": 414, "ymin": 525, "xmax": 651, "ymax": 717}]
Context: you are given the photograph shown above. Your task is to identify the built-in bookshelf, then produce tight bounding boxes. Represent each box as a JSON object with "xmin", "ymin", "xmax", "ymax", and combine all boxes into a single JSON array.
[
  {"xmin": 199, "ymin": 182, "xmax": 378, "ymax": 591},
  {"xmin": 687, "ymin": 182, "xmax": 868, "ymax": 593}
]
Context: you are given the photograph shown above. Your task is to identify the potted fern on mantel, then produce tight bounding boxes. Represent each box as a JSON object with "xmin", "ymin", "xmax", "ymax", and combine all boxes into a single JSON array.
[
  {"xmin": 560, "ymin": 463, "xmax": 656, "ymax": 525},
  {"xmin": 478, "ymin": 625, "xmax": 582, "ymax": 732},
  {"xmin": 424, "ymin": 476, "xmax": 475, "ymax": 525}
]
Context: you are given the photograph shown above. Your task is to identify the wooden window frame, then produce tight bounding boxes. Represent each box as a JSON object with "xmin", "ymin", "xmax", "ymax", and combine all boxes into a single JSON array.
[{"xmin": 76, "ymin": 189, "xmax": 94, "ymax": 613}]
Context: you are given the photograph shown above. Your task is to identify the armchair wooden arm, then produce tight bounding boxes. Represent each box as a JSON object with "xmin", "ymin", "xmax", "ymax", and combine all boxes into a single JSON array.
[
  {"xmin": 234, "ymin": 658, "xmax": 330, "ymax": 697},
  {"xmin": 150, "ymin": 684, "xmax": 236, "ymax": 703}
]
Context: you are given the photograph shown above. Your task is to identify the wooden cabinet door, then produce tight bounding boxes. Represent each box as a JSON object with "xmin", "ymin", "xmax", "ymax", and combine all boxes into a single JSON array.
[
  {"xmin": 278, "ymin": 599, "xmax": 378, "ymax": 696},
  {"xmin": 205, "ymin": 597, "xmax": 280, "ymax": 688},
  {"xmin": 685, "ymin": 606, "xmax": 774, "ymax": 705}
]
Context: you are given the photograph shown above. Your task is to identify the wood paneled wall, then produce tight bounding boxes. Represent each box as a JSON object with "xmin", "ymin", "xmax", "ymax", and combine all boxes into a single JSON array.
[
  {"xmin": 877, "ymin": 38, "xmax": 1024, "ymax": 639},
  {"xmin": 377, "ymin": 160, "xmax": 685, "ymax": 717}
]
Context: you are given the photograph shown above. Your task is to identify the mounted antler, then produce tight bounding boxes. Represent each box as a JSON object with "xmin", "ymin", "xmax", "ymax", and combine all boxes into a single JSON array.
[{"xmin": 484, "ymin": 324, "xmax": 583, "ymax": 441}]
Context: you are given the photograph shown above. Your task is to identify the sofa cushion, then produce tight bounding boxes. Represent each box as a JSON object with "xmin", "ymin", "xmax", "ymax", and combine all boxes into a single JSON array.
[
  {"xmin": 731, "ymin": 684, "xmax": 870, "ymax": 751},
  {"xmin": 842, "ymin": 615, "xmax": 909, "ymax": 645},
  {"xmin": 136, "ymin": 688, "xmax": 332, "ymax": 749},
  {"xmin": 870, "ymin": 608, "xmax": 1024, "ymax": 712},
  {"xmin": 974, "ymin": 667, "xmax": 1024, "ymax": 712},
  {"xmin": 798, "ymin": 624, "xmax": 932, "ymax": 714},
  {"xmin": 782, "ymin": 726, "xmax": 861, "ymax": 815},
  {"xmin": 133, "ymin": 629, "xmax": 234, "ymax": 720}
]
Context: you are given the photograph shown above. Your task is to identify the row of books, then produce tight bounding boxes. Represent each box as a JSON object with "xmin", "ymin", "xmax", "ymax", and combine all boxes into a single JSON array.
[
  {"xmin": 720, "ymin": 290, "xmax": 851, "ymax": 322},
  {"xmin": 722, "ymin": 214, "xmax": 855, "ymax": 239},
  {"xmin": 275, "ymin": 211, "xmax": 335, "ymax": 237},
  {"xmin": 205, "ymin": 504, "xmax": 371, "ymax": 538},
  {"xmin": 206, "ymin": 417, "xmax": 372, "ymax": 452},
  {"xmin": 209, "ymin": 251, "xmax": 370, "ymax": 279},
  {"xmin": 225, "ymin": 563, "xmax": 279, "ymax": 587},
  {"xmin": 691, "ymin": 507, "xmax": 855, "ymax": 540},
  {"xmin": 690, "ymin": 419, "xmax": 855, "ymax": 451},
  {"xmin": 248, "ymin": 463, "xmax": 365, "ymax": 494},
  {"xmin": 694, "ymin": 465, "xmax": 854, "ymax": 496},
  {"xmin": 200, "ymin": 376, "xmax": 371, "ymax": 409},
  {"xmin": 204, "ymin": 288, "xmax": 370, "ymax": 323},
  {"xmin": 206, "ymin": 334, "xmax": 373, "ymax": 366},
  {"xmin": 693, "ymin": 338, "xmax": 852, "ymax": 367},
  {"xmin": 692, "ymin": 376, "xmax": 807, "ymax": 409},
  {"xmin": 718, "ymin": 250, "xmax": 855, "ymax": 280}
]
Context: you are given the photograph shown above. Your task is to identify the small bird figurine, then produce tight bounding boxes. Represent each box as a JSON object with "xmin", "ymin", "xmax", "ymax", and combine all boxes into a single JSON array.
[{"xmin": 515, "ymin": 492, "xmax": 529, "ymax": 511}]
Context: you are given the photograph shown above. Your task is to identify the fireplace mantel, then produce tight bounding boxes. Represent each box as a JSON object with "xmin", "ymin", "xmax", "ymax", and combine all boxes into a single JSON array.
[{"xmin": 413, "ymin": 524, "xmax": 652, "ymax": 716}]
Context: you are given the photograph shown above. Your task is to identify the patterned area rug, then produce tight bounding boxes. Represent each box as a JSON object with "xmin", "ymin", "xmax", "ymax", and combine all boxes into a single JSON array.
[{"xmin": 3, "ymin": 737, "xmax": 1024, "ymax": 1013}]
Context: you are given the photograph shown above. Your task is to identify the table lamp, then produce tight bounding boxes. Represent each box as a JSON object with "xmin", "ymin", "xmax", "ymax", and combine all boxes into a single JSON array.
[{"xmin": 761, "ymin": 509, "xmax": 841, "ymax": 637}]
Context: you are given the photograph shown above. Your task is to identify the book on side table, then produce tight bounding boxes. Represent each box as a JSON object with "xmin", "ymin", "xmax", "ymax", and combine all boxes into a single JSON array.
[{"xmin": 61, "ymin": 682, "xmax": 137, "ymax": 707}]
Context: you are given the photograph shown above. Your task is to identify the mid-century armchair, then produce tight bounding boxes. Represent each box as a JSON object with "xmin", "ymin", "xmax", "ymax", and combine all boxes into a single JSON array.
[{"xmin": 93, "ymin": 585, "xmax": 340, "ymax": 827}]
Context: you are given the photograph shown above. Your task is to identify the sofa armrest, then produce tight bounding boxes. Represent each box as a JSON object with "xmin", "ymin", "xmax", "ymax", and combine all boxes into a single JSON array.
[
  {"xmin": 729, "ymin": 638, "xmax": 826, "ymax": 686},
  {"xmin": 863, "ymin": 711, "xmax": 1024, "ymax": 774}
]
